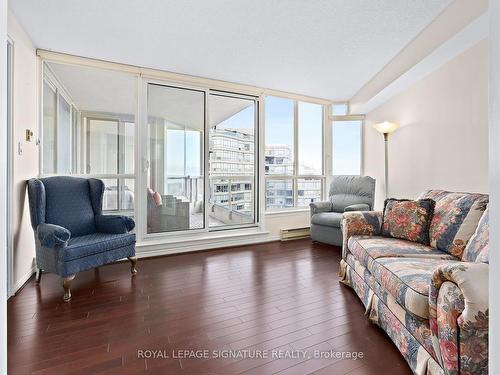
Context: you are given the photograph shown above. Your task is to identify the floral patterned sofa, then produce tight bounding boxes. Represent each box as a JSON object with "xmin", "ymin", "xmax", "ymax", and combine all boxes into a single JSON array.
[{"xmin": 339, "ymin": 190, "xmax": 489, "ymax": 375}]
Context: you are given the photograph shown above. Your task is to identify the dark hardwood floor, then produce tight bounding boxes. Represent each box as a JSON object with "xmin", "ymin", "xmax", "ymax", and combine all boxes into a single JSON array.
[{"xmin": 8, "ymin": 239, "xmax": 412, "ymax": 375}]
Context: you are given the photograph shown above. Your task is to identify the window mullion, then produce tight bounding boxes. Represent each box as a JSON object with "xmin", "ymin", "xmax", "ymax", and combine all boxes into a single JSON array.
[{"xmin": 293, "ymin": 100, "xmax": 299, "ymax": 207}]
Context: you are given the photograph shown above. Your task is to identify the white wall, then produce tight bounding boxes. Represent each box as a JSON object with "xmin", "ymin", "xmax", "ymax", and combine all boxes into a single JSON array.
[
  {"xmin": 7, "ymin": 12, "xmax": 39, "ymax": 293},
  {"xmin": 0, "ymin": 0, "xmax": 8, "ymax": 372},
  {"xmin": 265, "ymin": 211, "xmax": 310, "ymax": 239},
  {"xmin": 363, "ymin": 40, "xmax": 489, "ymax": 209},
  {"xmin": 489, "ymin": 0, "xmax": 499, "ymax": 373}
]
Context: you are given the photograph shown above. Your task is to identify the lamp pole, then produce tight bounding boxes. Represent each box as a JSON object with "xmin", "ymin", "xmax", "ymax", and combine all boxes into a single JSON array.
[{"xmin": 384, "ymin": 132, "xmax": 389, "ymax": 198}]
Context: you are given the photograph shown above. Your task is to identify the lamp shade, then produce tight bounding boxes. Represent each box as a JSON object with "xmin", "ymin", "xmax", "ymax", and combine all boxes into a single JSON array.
[{"xmin": 373, "ymin": 121, "xmax": 400, "ymax": 134}]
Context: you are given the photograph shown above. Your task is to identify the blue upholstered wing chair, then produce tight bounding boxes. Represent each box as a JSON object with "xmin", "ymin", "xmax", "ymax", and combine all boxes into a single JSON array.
[
  {"xmin": 310, "ymin": 175, "xmax": 376, "ymax": 246},
  {"xmin": 27, "ymin": 176, "xmax": 137, "ymax": 301}
]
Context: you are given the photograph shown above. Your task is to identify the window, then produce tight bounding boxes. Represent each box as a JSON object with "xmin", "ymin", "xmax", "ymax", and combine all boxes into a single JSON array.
[
  {"xmin": 265, "ymin": 97, "xmax": 324, "ymax": 210},
  {"xmin": 332, "ymin": 103, "xmax": 349, "ymax": 116},
  {"xmin": 42, "ymin": 62, "xmax": 137, "ymax": 213},
  {"xmin": 332, "ymin": 119, "xmax": 362, "ymax": 175}
]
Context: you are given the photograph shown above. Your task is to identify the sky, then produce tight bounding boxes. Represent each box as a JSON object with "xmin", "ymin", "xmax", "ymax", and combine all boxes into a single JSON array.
[{"xmin": 163, "ymin": 96, "xmax": 360, "ymax": 177}]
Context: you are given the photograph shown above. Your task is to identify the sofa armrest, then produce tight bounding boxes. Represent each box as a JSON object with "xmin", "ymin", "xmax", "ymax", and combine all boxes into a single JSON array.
[
  {"xmin": 429, "ymin": 262, "xmax": 488, "ymax": 374},
  {"xmin": 341, "ymin": 211, "xmax": 382, "ymax": 259},
  {"xmin": 344, "ymin": 203, "xmax": 370, "ymax": 212},
  {"xmin": 309, "ymin": 201, "xmax": 332, "ymax": 216},
  {"xmin": 96, "ymin": 215, "xmax": 135, "ymax": 234},
  {"xmin": 37, "ymin": 223, "xmax": 71, "ymax": 247}
]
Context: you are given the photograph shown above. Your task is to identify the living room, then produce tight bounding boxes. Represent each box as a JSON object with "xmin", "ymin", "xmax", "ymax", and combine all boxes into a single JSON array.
[{"xmin": 0, "ymin": 1, "xmax": 499, "ymax": 374}]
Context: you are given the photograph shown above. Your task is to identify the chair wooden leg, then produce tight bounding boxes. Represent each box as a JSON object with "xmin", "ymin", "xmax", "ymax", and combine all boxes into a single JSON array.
[
  {"xmin": 127, "ymin": 257, "xmax": 138, "ymax": 275},
  {"xmin": 62, "ymin": 275, "xmax": 76, "ymax": 302},
  {"xmin": 35, "ymin": 268, "xmax": 42, "ymax": 284}
]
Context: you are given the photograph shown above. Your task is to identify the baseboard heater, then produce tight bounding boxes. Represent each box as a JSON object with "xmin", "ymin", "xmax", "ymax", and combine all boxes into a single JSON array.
[{"xmin": 280, "ymin": 227, "xmax": 310, "ymax": 241}]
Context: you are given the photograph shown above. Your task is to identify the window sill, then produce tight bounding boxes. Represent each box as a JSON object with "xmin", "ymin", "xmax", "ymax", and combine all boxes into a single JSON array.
[{"xmin": 265, "ymin": 208, "xmax": 310, "ymax": 216}]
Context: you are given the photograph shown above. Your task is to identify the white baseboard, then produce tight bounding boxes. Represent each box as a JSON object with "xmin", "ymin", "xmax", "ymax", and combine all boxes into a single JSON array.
[
  {"xmin": 10, "ymin": 265, "xmax": 35, "ymax": 297},
  {"xmin": 136, "ymin": 232, "xmax": 281, "ymax": 258}
]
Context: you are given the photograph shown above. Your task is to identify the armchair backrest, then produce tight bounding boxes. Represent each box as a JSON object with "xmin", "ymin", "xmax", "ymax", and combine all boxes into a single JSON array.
[
  {"xmin": 27, "ymin": 176, "xmax": 105, "ymax": 237},
  {"xmin": 328, "ymin": 175, "xmax": 376, "ymax": 212}
]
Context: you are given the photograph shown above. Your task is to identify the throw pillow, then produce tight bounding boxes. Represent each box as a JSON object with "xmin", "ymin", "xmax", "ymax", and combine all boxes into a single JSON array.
[{"xmin": 381, "ymin": 198, "xmax": 435, "ymax": 244}]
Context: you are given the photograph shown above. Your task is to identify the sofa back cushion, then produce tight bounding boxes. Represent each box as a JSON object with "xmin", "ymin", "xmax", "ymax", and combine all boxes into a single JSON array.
[
  {"xmin": 381, "ymin": 198, "xmax": 435, "ymax": 244},
  {"xmin": 462, "ymin": 207, "xmax": 489, "ymax": 263},
  {"xmin": 418, "ymin": 190, "xmax": 489, "ymax": 258}
]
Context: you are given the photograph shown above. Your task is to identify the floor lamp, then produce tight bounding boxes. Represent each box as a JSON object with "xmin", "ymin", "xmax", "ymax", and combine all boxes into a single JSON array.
[{"xmin": 373, "ymin": 122, "xmax": 400, "ymax": 198}]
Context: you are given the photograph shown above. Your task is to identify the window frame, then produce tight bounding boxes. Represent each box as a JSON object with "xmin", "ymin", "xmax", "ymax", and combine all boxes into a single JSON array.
[
  {"xmin": 264, "ymin": 96, "xmax": 326, "ymax": 212},
  {"xmin": 330, "ymin": 115, "xmax": 364, "ymax": 177}
]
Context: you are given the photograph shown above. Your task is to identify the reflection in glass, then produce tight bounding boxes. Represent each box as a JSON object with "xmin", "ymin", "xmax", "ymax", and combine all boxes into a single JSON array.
[
  {"xmin": 147, "ymin": 84, "xmax": 205, "ymax": 233},
  {"xmin": 208, "ymin": 94, "xmax": 256, "ymax": 227}
]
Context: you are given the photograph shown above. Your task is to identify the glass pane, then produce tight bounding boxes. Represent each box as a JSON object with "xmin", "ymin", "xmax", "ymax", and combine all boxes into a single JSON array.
[
  {"xmin": 298, "ymin": 102, "xmax": 323, "ymax": 175},
  {"xmin": 57, "ymin": 94, "xmax": 72, "ymax": 174},
  {"xmin": 209, "ymin": 94, "xmax": 256, "ymax": 227},
  {"xmin": 101, "ymin": 178, "xmax": 119, "ymax": 211},
  {"xmin": 120, "ymin": 178, "xmax": 135, "ymax": 211},
  {"xmin": 265, "ymin": 96, "xmax": 294, "ymax": 175},
  {"xmin": 332, "ymin": 103, "xmax": 349, "ymax": 116},
  {"xmin": 42, "ymin": 82, "xmax": 57, "ymax": 174},
  {"xmin": 297, "ymin": 178, "xmax": 322, "ymax": 207},
  {"xmin": 265, "ymin": 179, "xmax": 293, "ymax": 210},
  {"xmin": 123, "ymin": 122, "xmax": 135, "ymax": 174},
  {"xmin": 333, "ymin": 120, "xmax": 362, "ymax": 175},
  {"xmin": 87, "ymin": 119, "xmax": 118, "ymax": 174},
  {"xmin": 147, "ymin": 84, "xmax": 205, "ymax": 233}
]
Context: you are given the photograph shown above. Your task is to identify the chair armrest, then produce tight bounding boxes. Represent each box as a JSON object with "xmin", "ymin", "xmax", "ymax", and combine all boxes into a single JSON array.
[
  {"xmin": 37, "ymin": 223, "xmax": 71, "ymax": 247},
  {"xmin": 341, "ymin": 211, "xmax": 382, "ymax": 259},
  {"xmin": 96, "ymin": 215, "xmax": 135, "ymax": 234},
  {"xmin": 309, "ymin": 201, "xmax": 332, "ymax": 216},
  {"xmin": 429, "ymin": 262, "xmax": 488, "ymax": 374},
  {"xmin": 344, "ymin": 203, "xmax": 370, "ymax": 212}
]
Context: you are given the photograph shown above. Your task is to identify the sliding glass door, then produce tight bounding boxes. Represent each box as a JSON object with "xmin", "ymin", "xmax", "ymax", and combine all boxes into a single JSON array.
[
  {"xmin": 147, "ymin": 84, "xmax": 205, "ymax": 233},
  {"xmin": 145, "ymin": 84, "xmax": 258, "ymax": 235},
  {"xmin": 208, "ymin": 93, "xmax": 258, "ymax": 228}
]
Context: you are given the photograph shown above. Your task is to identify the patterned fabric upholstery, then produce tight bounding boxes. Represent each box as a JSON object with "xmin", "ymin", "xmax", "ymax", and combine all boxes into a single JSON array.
[
  {"xmin": 418, "ymin": 190, "xmax": 488, "ymax": 258},
  {"xmin": 462, "ymin": 207, "xmax": 489, "ymax": 263},
  {"xmin": 370, "ymin": 257, "xmax": 461, "ymax": 319},
  {"xmin": 347, "ymin": 235, "xmax": 456, "ymax": 272},
  {"xmin": 381, "ymin": 198, "xmax": 435, "ymax": 244},
  {"xmin": 27, "ymin": 176, "xmax": 136, "ymax": 280},
  {"xmin": 340, "ymin": 189, "xmax": 489, "ymax": 375},
  {"xmin": 429, "ymin": 262, "xmax": 488, "ymax": 375}
]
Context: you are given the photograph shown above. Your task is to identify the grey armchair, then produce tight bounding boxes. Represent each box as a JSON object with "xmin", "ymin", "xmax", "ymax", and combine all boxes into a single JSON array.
[
  {"xmin": 27, "ymin": 176, "xmax": 137, "ymax": 301},
  {"xmin": 310, "ymin": 175, "xmax": 375, "ymax": 246}
]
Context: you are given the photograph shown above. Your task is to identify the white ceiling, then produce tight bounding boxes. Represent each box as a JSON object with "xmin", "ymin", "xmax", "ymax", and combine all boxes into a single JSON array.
[
  {"xmin": 11, "ymin": 0, "xmax": 452, "ymax": 100},
  {"xmin": 48, "ymin": 62, "xmax": 252, "ymax": 128}
]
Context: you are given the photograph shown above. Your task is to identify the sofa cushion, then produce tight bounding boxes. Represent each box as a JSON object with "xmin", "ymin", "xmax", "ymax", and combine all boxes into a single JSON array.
[
  {"xmin": 348, "ymin": 235, "xmax": 457, "ymax": 272},
  {"xmin": 311, "ymin": 212, "xmax": 343, "ymax": 228},
  {"xmin": 418, "ymin": 190, "xmax": 488, "ymax": 258},
  {"xmin": 381, "ymin": 198, "xmax": 435, "ymax": 244},
  {"xmin": 370, "ymin": 257, "xmax": 461, "ymax": 319},
  {"xmin": 462, "ymin": 207, "xmax": 489, "ymax": 263},
  {"xmin": 65, "ymin": 232, "xmax": 136, "ymax": 261}
]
